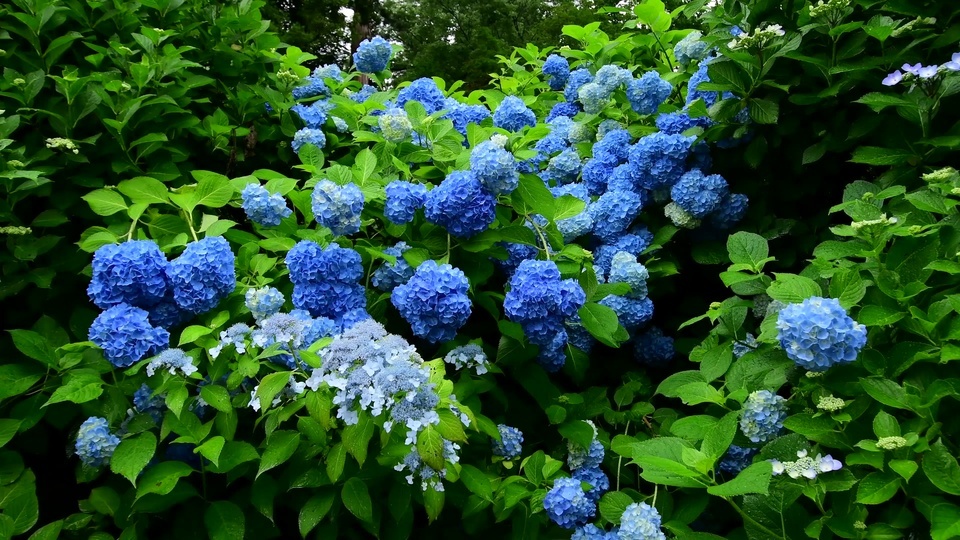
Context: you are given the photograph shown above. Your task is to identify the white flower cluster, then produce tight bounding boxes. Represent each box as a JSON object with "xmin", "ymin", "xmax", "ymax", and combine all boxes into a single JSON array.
[{"xmin": 728, "ymin": 24, "xmax": 786, "ymax": 50}]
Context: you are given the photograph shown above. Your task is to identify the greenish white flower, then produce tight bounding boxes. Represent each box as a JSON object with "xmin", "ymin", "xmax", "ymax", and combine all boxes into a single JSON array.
[
  {"xmin": 876, "ymin": 436, "xmax": 908, "ymax": 450},
  {"xmin": 817, "ymin": 395, "xmax": 845, "ymax": 412}
]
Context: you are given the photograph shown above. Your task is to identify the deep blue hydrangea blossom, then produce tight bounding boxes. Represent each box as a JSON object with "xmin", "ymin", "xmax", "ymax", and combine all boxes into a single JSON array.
[
  {"xmin": 353, "ymin": 36, "xmax": 392, "ymax": 73},
  {"xmin": 245, "ymin": 286, "xmax": 285, "ymax": 321},
  {"xmin": 292, "ymin": 128, "xmax": 326, "ymax": 153},
  {"xmin": 589, "ymin": 190, "xmax": 643, "ymax": 242},
  {"xmin": 564, "ymin": 68, "xmax": 594, "ymax": 103},
  {"xmin": 312, "ymin": 180, "xmax": 364, "ymax": 236},
  {"xmin": 627, "ymin": 132, "xmax": 693, "ymax": 190},
  {"xmin": 391, "ymin": 260, "xmax": 471, "ymax": 343},
  {"xmin": 493, "ymin": 96, "xmax": 536, "ymax": 131},
  {"xmin": 593, "ymin": 129, "xmax": 632, "ymax": 164},
  {"xmin": 372, "ymin": 242, "xmax": 415, "ymax": 291},
  {"xmin": 492, "ymin": 424, "xmax": 524, "ymax": 459},
  {"xmin": 286, "ymin": 240, "xmax": 366, "ymax": 322},
  {"xmin": 241, "ymin": 184, "xmax": 292, "ymax": 227},
  {"xmin": 581, "ymin": 160, "xmax": 614, "ymax": 195},
  {"xmin": 543, "ymin": 54, "xmax": 571, "ymax": 90},
  {"xmin": 606, "ymin": 163, "xmax": 644, "ymax": 194},
  {"xmin": 740, "ymin": 390, "xmax": 787, "ymax": 443},
  {"xmin": 674, "ymin": 31, "xmax": 709, "ymax": 66},
  {"xmin": 166, "ymin": 237, "xmax": 236, "ymax": 314},
  {"xmin": 133, "ymin": 383, "xmax": 164, "ymax": 422},
  {"xmin": 379, "ymin": 107, "xmax": 413, "ymax": 142},
  {"xmin": 291, "ymin": 77, "xmax": 329, "ymax": 100},
  {"xmin": 776, "ymin": 297, "xmax": 867, "ymax": 371},
  {"xmin": 75, "ymin": 417, "xmax": 120, "ymax": 467},
  {"xmin": 146, "ymin": 295, "xmax": 184, "ymax": 330},
  {"xmin": 496, "ymin": 242, "xmax": 539, "ymax": 277},
  {"xmin": 424, "ymin": 171, "xmax": 496, "ymax": 238},
  {"xmin": 384, "ymin": 181, "xmax": 428, "ymax": 225},
  {"xmin": 470, "ymin": 139, "xmax": 519, "ymax": 194},
  {"xmin": 626, "ymin": 71, "xmax": 672, "ymax": 115},
  {"xmin": 593, "ymin": 228, "xmax": 654, "ymax": 277},
  {"xmin": 719, "ymin": 445, "xmax": 758, "ymax": 473},
  {"xmin": 619, "ymin": 502, "xmax": 666, "ymax": 540},
  {"xmin": 291, "ymin": 100, "xmax": 334, "ymax": 128},
  {"xmin": 441, "ymin": 98, "xmax": 490, "ymax": 138},
  {"xmin": 634, "ymin": 327, "xmax": 674, "ymax": 366},
  {"xmin": 546, "ymin": 102, "xmax": 581, "ymax": 123},
  {"xmin": 707, "ymin": 192, "xmax": 749, "ymax": 230},
  {"xmin": 572, "ymin": 466, "xmax": 610, "ymax": 503},
  {"xmin": 599, "ymin": 295, "xmax": 653, "ymax": 332},
  {"xmin": 543, "ymin": 478, "xmax": 595, "ymax": 529},
  {"xmin": 671, "ymin": 169, "xmax": 729, "ymax": 218},
  {"xmin": 87, "ymin": 241, "xmax": 169, "ymax": 310},
  {"xmin": 89, "ymin": 304, "xmax": 169, "ymax": 367},
  {"xmin": 397, "ymin": 78, "xmax": 447, "ymax": 114},
  {"xmin": 655, "ymin": 111, "xmax": 712, "ymax": 134}
]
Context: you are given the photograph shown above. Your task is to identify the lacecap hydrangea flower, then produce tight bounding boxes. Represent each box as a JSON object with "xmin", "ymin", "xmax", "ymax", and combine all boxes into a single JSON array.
[
  {"xmin": 424, "ymin": 171, "xmax": 496, "ymax": 238},
  {"xmin": 493, "ymin": 96, "xmax": 536, "ymax": 132},
  {"xmin": 543, "ymin": 477, "xmax": 596, "ymax": 529},
  {"xmin": 776, "ymin": 297, "xmax": 867, "ymax": 372},
  {"xmin": 87, "ymin": 240, "xmax": 169, "ymax": 310},
  {"xmin": 165, "ymin": 237, "xmax": 236, "ymax": 314},
  {"xmin": 391, "ymin": 260, "xmax": 472, "ymax": 343},
  {"xmin": 443, "ymin": 343, "xmax": 488, "ymax": 374},
  {"xmin": 89, "ymin": 304, "xmax": 169, "ymax": 367},
  {"xmin": 372, "ymin": 242, "xmax": 415, "ymax": 292},
  {"xmin": 245, "ymin": 286, "xmax": 284, "ymax": 321},
  {"xmin": 311, "ymin": 179, "xmax": 364, "ymax": 236},
  {"xmin": 378, "ymin": 107, "xmax": 413, "ymax": 142},
  {"xmin": 241, "ymin": 184, "xmax": 292, "ymax": 227},
  {"xmin": 470, "ymin": 139, "xmax": 518, "ymax": 195},
  {"xmin": 353, "ymin": 36, "xmax": 392, "ymax": 73},
  {"xmin": 491, "ymin": 424, "xmax": 523, "ymax": 459},
  {"xmin": 770, "ymin": 449, "xmax": 842, "ymax": 479},
  {"xmin": 75, "ymin": 417, "xmax": 120, "ymax": 467},
  {"xmin": 542, "ymin": 54, "xmax": 570, "ymax": 90},
  {"xmin": 618, "ymin": 502, "xmax": 666, "ymax": 540},
  {"xmin": 740, "ymin": 390, "xmax": 787, "ymax": 443},
  {"xmin": 146, "ymin": 348, "xmax": 197, "ymax": 377}
]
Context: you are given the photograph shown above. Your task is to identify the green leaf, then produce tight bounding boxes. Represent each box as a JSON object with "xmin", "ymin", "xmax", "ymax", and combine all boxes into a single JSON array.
[
  {"xmin": 204, "ymin": 501, "xmax": 245, "ymax": 540},
  {"xmin": 342, "ymin": 416, "xmax": 374, "ymax": 466},
  {"xmin": 135, "ymin": 461, "xmax": 193, "ymax": 499},
  {"xmin": 0, "ymin": 419, "xmax": 21, "ymax": 448},
  {"xmin": 299, "ymin": 490, "xmax": 335, "ymax": 537},
  {"xmin": 118, "ymin": 177, "xmax": 169, "ymax": 205},
  {"xmin": 0, "ymin": 364, "xmax": 43, "ymax": 400},
  {"xmin": 748, "ymin": 99, "xmax": 779, "ymax": 124},
  {"xmin": 298, "ymin": 144, "xmax": 325, "ymax": 170},
  {"xmin": 599, "ymin": 491, "xmax": 634, "ymax": 524},
  {"xmin": 889, "ymin": 459, "xmax": 918, "ymax": 481},
  {"xmin": 726, "ymin": 232, "xmax": 769, "ymax": 268},
  {"xmin": 923, "ymin": 441, "xmax": 960, "ymax": 496},
  {"xmin": 858, "ymin": 305, "xmax": 904, "ymax": 326},
  {"xmin": 325, "ymin": 443, "xmax": 346, "ymax": 483},
  {"xmin": 707, "ymin": 462, "xmax": 772, "ymax": 496},
  {"xmin": 82, "ymin": 189, "xmax": 128, "ymax": 216},
  {"xmin": 110, "ymin": 432, "xmax": 157, "ymax": 486},
  {"xmin": 8, "ymin": 330, "xmax": 58, "ymax": 367},
  {"xmin": 702, "ymin": 412, "xmax": 737, "ymax": 462},
  {"xmin": 424, "ymin": 487, "xmax": 444, "ymax": 523},
  {"xmin": 861, "ymin": 378, "xmax": 912, "ymax": 410},
  {"xmin": 461, "ymin": 464, "xmax": 493, "ymax": 502},
  {"xmin": 513, "ymin": 174, "xmax": 555, "ymax": 218},
  {"xmin": 417, "ymin": 425, "xmax": 446, "ymax": 471},
  {"xmin": 257, "ymin": 430, "xmax": 300, "ymax": 478},
  {"xmin": 199, "ymin": 385, "xmax": 232, "ymax": 413},
  {"xmin": 211, "ymin": 441, "xmax": 259, "ymax": 474},
  {"xmin": 829, "ymin": 268, "xmax": 868, "ymax": 309},
  {"xmin": 578, "ymin": 302, "xmax": 626, "ymax": 347},
  {"xmin": 191, "ymin": 171, "xmax": 234, "ymax": 209},
  {"xmin": 196, "ymin": 436, "xmax": 225, "ymax": 467},
  {"xmin": 850, "ymin": 146, "xmax": 916, "ymax": 166},
  {"xmin": 44, "ymin": 379, "xmax": 103, "ymax": 407},
  {"xmin": 554, "ymin": 195, "xmax": 586, "ymax": 221},
  {"xmin": 872, "ymin": 410, "xmax": 899, "ymax": 438},
  {"xmin": 931, "ymin": 503, "xmax": 960, "ymax": 540},
  {"xmin": 341, "ymin": 477, "xmax": 373, "ymax": 523},
  {"xmin": 88, "ymin": 487, "xmax": 120, "ymax": 517},
  {"xmin": 354, "ymin": 149, "xmax": 378, "ymax": 184},
  {"xmin": 27, "ymin": 520, "xmax": 62, "ymax": 540},
  {"xmin": 766, "ymin": 273, "xmax": 822, "ymax": 304},
  {"xmin": 255, "ymin": 372, "xmax": 292, "ymax": 412},
  {"xmin": 856, "ymin": 471, "xmax": 900, "ymax": 504},
  {"xmin": 559, "ymin": 421, "xmax": 595, "ymax": 450},
  {"xmin": 178, "ymin": 325, "xmax": 213, "ymax": 346}
]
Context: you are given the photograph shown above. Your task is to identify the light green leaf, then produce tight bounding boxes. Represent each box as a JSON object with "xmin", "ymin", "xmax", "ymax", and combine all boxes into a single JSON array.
[
  {"xmin": 191, "ymin": 170, "xmax": 234, "ymax": 209},
  {"xmin": 726, "ymin": 232, "xmax": 769, "ymax": 268},
  {"xmin": 766, "ymin": 273, "xmax": 822, "ymax": 304},
  {"xmin": 8, "ymin": 330, "xmax": 58, "ymax": 367},
  {"xmin": 110, "ymin": 432, "xmax": 157, "ymax": 486},
  {"xmin": 135, "ymin": 461, "xmax": 193, "ymax": 499},
  {"xmin": 82, "ymin": 189, "xmax": 128, "ymax": 216},
  {"xmin": 598, "ymin": 491, "xmax": 633, "ymax": 524},
  {"xmin": 325, "ymin": 443, "xmax": 346, "ymax": 483},
  {"xmin": 118, "ymin": 176, "xmax": 169, "ymax": 205},
  {"xmin": 707, "ymin": 462, "xmax": 772, "ymax": 496},
  {"xmin": 417, "ymin": 425, "xmax": 446, "ymax": 472},
  {"xmin": 196, "ymin": 436, "xmax": 225, "ymax": 467}
]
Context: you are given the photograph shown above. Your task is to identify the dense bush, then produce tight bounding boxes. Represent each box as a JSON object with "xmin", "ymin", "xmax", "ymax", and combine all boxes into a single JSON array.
[{"xmin": 1, "ymin": 0, "xmax": 959, "ymax": 539}]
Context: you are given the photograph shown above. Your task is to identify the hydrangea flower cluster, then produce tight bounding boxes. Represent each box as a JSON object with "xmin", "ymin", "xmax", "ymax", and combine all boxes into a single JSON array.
[
  {"xmin": 674, "ymin": 31, "xmax": 709, "ymax": 66},
  {"xmin": 670, "ymin": 169, "xmax": 730, "ymax": 219},
  {"xmin": 626, "ymin": 71, "xmax": 672, "ymax": 115},
  {"xmin": 443, "ymin": 343, "xmax": 488, "ymax": 375},
  {"xmin": 634, "ymin": 326, "xmax": 675, "ymax": 365},
  {"xmin": 491, "ymin": 424, "xmax": 523, "ymax": 459},
  {"xmin": 391, "ymin": 260, "xmax": 471, "ymax": 343},
  {"xmin": 245, "ymin": 286, "xmax": 284, "ymax": 321},
  {"xmin": 733, "ymin": 333, "xmax": 758, "ymax": 358},
  {"xmin": 493, "ymin": 96, "xmax": 536, "ymax": 131},
  {"xmin": 146, "ymin": 348, "xmax": 197, "ymax": 377},
  {"xmin": 503, "ymin": 260, "xmax": 586, "ymax": 371},
  {"xmin": 543, "ymin": 477, "xmax": 596, "ymax": 529},
  {"xmin": 241, "ymin": 184, "xmax": 292, "ymax": 227},
  {"xmin": 776, "ymin": 297, "xmax": 867, "ymax": 371},
  {"xmin": 740, "ymin": 390, "xmax": 788, "ymax": 443},
  {"xmin": 372, "ymin": 242, "xmax": 415, "ymax": 292},
  {"xmin": 209, "ymin": 322, "xmax": 252, "ymax": 359},
  {"xmin": 378, "ymin": 107, "xmax": 413, "ymax": 142},
  {"xmin": 249, "ymin": 310, "xmax": 337, "ymax": 369},
  {"xmin": 572, "ymin": 524, "xmax": 619, "ymax": 540},
  {"xmin": 542, "ymin": 54, "xmax": 570, "ymax": 90},
  {"xmin": 397, "ymin": 78, "xmax": 447, "ymax": 114},
  {"xmin": 166, "ymin": 237, "xmax": 236, "ymax": 314},
  {"xmin": 87, "ymin": 240, "xmax": 169, "ymax": 310},
  {"xmin": 470, "ymin": 138, "xmax": 519, "ymax": 195},
  {"xmin": 719, "ymin": 445, "xmax": 758, "ymax": 474},
  {"xmin": 292, "ymin": 128, "xmax": 326, "ymax": 153},
  {"xmin": 567, "ymin": 422, "xmax": 605, "ymax": 470},
  {"xmin": 770, "ymin": 449, "xmax": 843, "ymax": 479},
  {"xmin": 89, "ymin": 304, "xmax": 169, "ymax": 367},
  {"xmin": 572, "ymin": 466, "xmax": 610, "ymax": 503},
  {"xmin": 384, "ymin": 181, "xmax": 428, "ymax": 225},
  {"xmin": 311, "ymin": 179, "xmax": 364, "ymax": 236},
  {"xmin": 424, "ymin": 171, "xmax": 496, "ymax": 238},
  {"xmin": 75, "ymin": 417, "xmax": 120, "ymax": 467},
  {"xmin": 285, "ymin": 240, "xmax": 367, "ymax": 324},
  {"xmin": 619, "ymin": 502, "xmax": 667, "ymax": 540},
  {"xmin": 353, "ymin": 36, "xmax": 392, "ymax": 73}
]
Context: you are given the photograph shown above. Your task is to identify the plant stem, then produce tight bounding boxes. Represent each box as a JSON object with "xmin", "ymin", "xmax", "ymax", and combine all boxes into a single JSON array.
[
  {"xmin": 126, "ymin": 218, "xmax": 138, "ymax": 241},
  {"xmin": 616, "ymin": 421, "xmax": 631, "ymax": 491}
]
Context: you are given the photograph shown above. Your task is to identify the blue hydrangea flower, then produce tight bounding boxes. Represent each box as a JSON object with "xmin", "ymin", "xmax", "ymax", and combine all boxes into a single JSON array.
[
  {"xmin": 291, "ymin": 77, "xmax": 329, "ymax": 100},
  {"xmin": 391, "ymin": 260, "xmax": 471, "ymax": 343},
  {"xmin": 578, "ymin": 82, "xmax": 609, "ymax": 114},
  {"xmin": 165, "ymin": 237, "xmax": 236, "ymax": 314},
  {"xmin": 87, "ymin": 240, "xmax": 169, "ymax": 310},
  {"xmin": 593, "ymin": 229, "xmax": 654, "ymax": 278},
  {"xmin": 606, "ymin": 163, "xmax": 645, "ymax": 194},
  {"xmin": 492, "ymin": 424, "xmax": 523, "ymax": 459},
  {"xmin": 311, "ymin": 180, "xmax": 364, "ymax": 236},
  {"xmin": 674, "ymin": 31, "xmax": 709, "ymax": 66},
  {"xmin": 597, "ymin": 119, "xmax": 623, "ymax": 140},
  {"xmin": 655, "ymin": 111, "xmax": 712, "ymax": 134},
  {"xmin": 634, "ymin": 327, "xmax": 674, "ymax": 366},
  {"xmin": 293, "ymin": 278, "xmax": 366, "ymax": 324},
  {"xmin": 671, "ymin": 169, "xmax": 729, "ymax": 218},
  {"xmin": 245, "ymin": 286, "xmax": 284, "ymax": 320},
  {"xmin": 146, "ymin": 348, "xmax": 197, "ymax": 377},
  {"xmin": 593, "ymin": 129, "xmax": 632, "ymax": 164},
  {"xmin": 495, "ymin": 241, "xmax": 539, "ymax": 277},
  {"xmin": 313, "ymin": 64, "xmax": 343, "ymax": 82},
  {"xmin": 397, "ymin": 77, "xmax": 446, "ymax": 114},
  {"xmin": 493, "ymin": 96, "xmax": 536, "ymax": 132},
  {"xmin": 546, "ymin": 148, "xmax": 582, "ymax": 185},
  {"xmin": 75, "ymin": 417, "xmax": 120, "ymax": 467},
  {"xmin": 292, "ymin": 127, "xmax": 326, "ymax": 154},
  {"xmin": 589, "ymin": 190, "xmax": 643, "ymax": 242},
  {"xmin": 627, "ymin": 71, "xmax": 672, "ymax": 115},
  {"xmin": 241, "ymin": 184, "xmax": 292, "ymax": 227},
  {"xmin": 734, "ymin": 333, "xmax": 758, "ymax": 358},
  {"xmin": 599, "ymin": 295, "xmax": 653, "ymax": 331},
  {"xmin": 372, "ymin": 242, "xmax": 415, "ymax": 291},
  {"xmin": 133, "ymin": 383, "xmax": 164, "ymax": 422},
  {"xmin": 551, "ymin": 183, "xmax": 593, "ymax": 241},
  {"xmin": 566, "ymin": 315, "xmax": 596, "ymax": 353},
  {"xmin": 707, "ymin": 192, "xmax": 749, "ymax": 230},
  {"xmin": 568, "ymin": 438, "xmax": 605, "ymax": 470},
  {"xmin": 424, "ymin": 171, "xmax": 496, "ymax": 238},
  {"xmin": 619, "ymin": 502, "xmax": 666, "ymax": 540},
  {"xmin": 594, "ymin": 65, "xmax": 632, "ymax": 94},
  {"xmin": 88, "ymin": 304, "xmax": 169, "ymax": 367},
  {"xmin": 687, "ymin": 55, "xmax": 735, "ymax": 108},
  {"xmin": 572, "ymin": 466, "xmax": 609, "ymax": 503},
  {"xmin": 353, "ymin": 36, "xmax": 392, "ymax": 73},
  {"xmin": 627, "ymin": 132, "xmax": 693, "ymax": 190},
  {"xmin": 564, "ymin": 68, "xmax": 594, "ymax": 103},
  {"xmin": 546, "ymin": 102, "xmax": 581, "ymax": 123},
  {"xmin": 291, "ymin": 99, "xmax": 334, "ymax": 128},
  {"xmin": 581, "ymin": 160, "xmax": 614, "ymax": 195},
  {"xmin": 146, "ymin": 296, "xmax": 184, "ymax": 330},
  {"xmin": 573, "ymin": 524, "xmax": 619, "ymax": 540},
  {"xmin": 543, "ymin": 477, "xmax": 595, "ymax": 529},
  {"xmin": 740, "ymin": 390, "xmax": 787, "ymax": 443},
  {"xmin": 470, "ymin": 139, "xmax": 518, "ymax": 194},
  {"xmin": 568, "ymin": 122, "xmax": 593, "ymax": 144},
  {"xmin": 286, "ymin": 240, "xmax": 363, "ymax": 284},
  {"xmin": 384, "ymin": 181, "xmax": 428, "ymax": 225},
  {"xmin": 776, "ymin": 297, "xmax": 867, "ymax": 371},
  {"xmin": 543, "ymin": 54, "xmax": 570, "ymax": 90},
  {"xmin": 504, "ymin": 260, "xmax": 583, "ymax": 358},
  {"xmin": 209, "ymin": 322, "xmax": 251, "ymax": 359},
  {"xmin": 608, "ymin": 251, "xmax": 648, "ymax": 298},
  {"xmin": 349, "ymin": 84, "xmax": 378, "ymax": 103},
  {"xmin": 441, "ymin": 98, "xmax": 490, "ymax": 138},
  {"xmin": 379, "ymin": 107, "xmax": 413, "ymax": 142},
  {"xmin": 719, "ymin": 445, "xmax": 758, "ymax": 474},
  {"xmin": 444, "ymin": 343, "xmax": 488, "ymax": 374}
]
